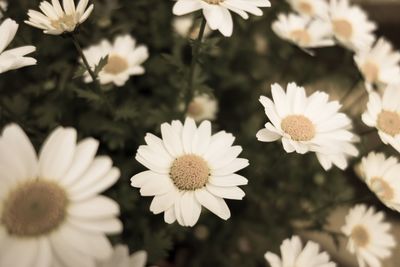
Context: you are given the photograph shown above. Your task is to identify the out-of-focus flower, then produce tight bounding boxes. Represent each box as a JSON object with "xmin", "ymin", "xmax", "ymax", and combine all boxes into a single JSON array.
[
  {"xmin": 0, "ymin": 0, "xmax": 8, "ymax": 19},
  {"xmin": 98, "ymin": 245, "xmax": 147, "ymax": 267},
  {"xmin": 82, "ymin": 34, "xmax": 149, "ymax": 86},
  {"xmin": 286, "ymin": 0, "xmax": 329, "ymax": 19},
  {"xmin": 172, "ymin": 0, "xmax": 271, "ymax": 37},
  {"xmin": 25, "ymin": 0, "xmax": 94, "ymax": 35},
  {"xmin": 186, "ymin": 94, "xmax": 218, "ymax": 122},
  {"xmin": 131, "ymin": 117, "xmax": 249, "ymax": 227},
  {"xmin": 0, "ymin": 19, "xmax": 36, "ymax": 74},
  {"xmin": 173, "ymin": 15, "xmax": 211, "ymax": 39}
]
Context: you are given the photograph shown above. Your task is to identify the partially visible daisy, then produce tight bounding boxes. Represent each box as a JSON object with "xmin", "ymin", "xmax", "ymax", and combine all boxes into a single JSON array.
[
  {"xmin": 131, "ymin": 117, "xmax": 249, "ymax": 227},
  {"xmin": 354, "ymin": 38, "xmax": 400, "ymax": 91},
  {"xmin": 287, "ymin": 0, "xmax": 329, "ymax": 19},
  {"xmin": 362, "ymin": 85, "xmax": 400, "ymax": 153},
  {"xmin": 82, "ymin": 34, "xmax": 149, "ymax": 86},
  {"xmin": 98, "ymin": 245, "xmax": 147, "ymax": 267},
  {"xmin": 0, "ymin": 19, "xmax": 37, "ymax": 74},
  {"xmin": 272, "ymin": 13, "xmax": 334, "ymax": 50},
  {"xmin": 173, "ymin": 15, "xmax": 211, "ymax": 39},
  {"xmin": 186, "ymin": 94, "xmax": 218, "ymax": 122},
  {"xmin": 0, "ymin": 0, "xmax": 8, "ymax": 19},
  {"xmin": 341, "ymin": 204, "xmax": 396, "ymax": 267},
  {"xmin": 256, "ymin": 82, "xmax": 358, "ymax": 170},
  {"xmin": 329, "ymin": 0, "xmax": 376, "ymax": 51},
  {"xmin": 359, "ymin": 152, "xmax": 400, "ymax": 212},
  {"xmin": 0, "ymin": 124, "xmax": 122, "ymax": 267},
  {"xmin": 25, "ymin": 0, "xmax": 94, "ymax": 35},
  {"xmin": 265, "ymin": 235, "xmax": 336, "ymax": 267},
  {"xmin": 172, "ymin": 0, "xmax": 271, "ymax": 37}
]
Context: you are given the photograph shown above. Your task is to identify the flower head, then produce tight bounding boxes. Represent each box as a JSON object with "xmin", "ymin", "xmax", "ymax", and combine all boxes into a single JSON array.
[
  {"xmin": 0, "ymin": 124, "xmax": 122, "ymax": 267},
  {"xmin": 0, "ymin": 0, "xmax": 8, "ymax": 19},
  {"xmin": 257, "ymin": 82, "xmax": 358, "ymax": 170},
  {"xmin": 341, "ymin": 204, "xmax": 396, "ymax": 267},
  {"xmin": 98, "ymin": 245, "xmax": 147, "ymax": 267},
  {"xmin": 25, "ymin": 0, "xmax": 94, "ymax": 35},
  {"xmin": 287, "ymin": 0, "xmax": 329, "ymax": 19},
  {"xmin": 173, "ymin": 15, "xmax": 212, "ymax": 39},
  {"xmin": 172, "ymin": 0, "xmax": 271, "ymax": 37},
  {"xmin": 0, "ymin": 19, "xmax": 37, "ymax": 74},
  {"xmin": 186, "ymin": 94, "xmax": 218, "ymax": 122},
  {"xmin": 131, "ymin": 117, "xmax": 249, "ymax": 227}
]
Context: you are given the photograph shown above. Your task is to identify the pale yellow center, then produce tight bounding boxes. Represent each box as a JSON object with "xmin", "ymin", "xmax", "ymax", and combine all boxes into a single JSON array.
[
  {"xmin": 281, "ymin": 115, "xmax": 315, "ymax": 141},
  {"xmin": 2, "ymin": 180, "xmax": 68, "ymax": 237},
  {"xmin": 203, "ymin": 0, "xmax": 224, "ymax": 4},
  {"xmin": 187, "ymin": 100, "xmax": 204, "ymax": 118},
  {"xmin": 362, "ymin": 61, "xmax": 379, "ymax": 83},
  {"xmin": 332, "ymin": 19, "xmax": 353, "ymax": 40},
  {"xmin": 50, "ymin": 15, "xmax": 76, "ymax": 30},
  {"xmin": 377, "ymin": 110, "xmax": 400, "ymax": 137},
  {"xmin": 103, "ymin": 54, "xmax": 129, "ymax": 75},
  {"xmin": 290, "ymin": 29, "xmax": 312, "ymax": 46},
  {"xmin": 170, "ymin": 155, "xmax": 210, "ymax": 191},
  {"xmin": 298, "ymin": 1, "xmax": 314, "ymax": 15},
  {"xmin": 351, "ymin": 225, "xmax": 370, "ymax": 247},
  {"xmin": 371, "ymin": 177, "xmax": 394, "ymax": 201}
]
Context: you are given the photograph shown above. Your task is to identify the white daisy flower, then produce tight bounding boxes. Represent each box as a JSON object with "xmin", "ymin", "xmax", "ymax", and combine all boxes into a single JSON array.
[
  {"xmin": 98, "ymin": 245, "xmax": 147, "ymax": 267},
  {"xmin": 173, "ymin": 15, "xmax": 211, "ymax": 39},
  {"xmin": 341, "ymin": 204, "xmax": 396, "ymax": 267},
  {"xmin": 256, "ymin": 82, "xmax": 358, "ymax": 170},
  {"xmin": 0, "ymin": 19, "xmax": 36, "ymax": 74},
  {"xmin": 272, "ymin": 13, "xmax": 334, "ymax": 50},
  {"xmin": 0, "ymin": 1, "xmax": 8, "ymax": 19},
  {"xmin": 265, "ymin": 235, "xmax": 336, "ymax": 267},
  {"xmin": 131, "ymin": 117, "xmax": 249, "ymax": 227},
  {"xmin": 359, "ymin": 152, "xmax": 400, "ymax": 212},
  {"xmin": 354, "ymin": 38, "xmax": 400, "ymax": 90},
  {"xmin": 329, "ymin": 0, "xmax": 376, "ymax": 51},
  {"xmin": 0, "ymin": 124, "xmax": 122, "ymax": 267},
  {"xmin": 362, "ymin": 85, "xmax": 400, "ymax": 153},
  {"xmin": 286, "ymin": 0, "xmax": 329, "ymax": 19},
  {"xmin": 82, "ymin": 34, "xmax": 149, "ymax": 87},
  {"xmin": 25, "ymin": 0, "xmax": 94, "ymax": 35},
  {"xmin": 187, "ymin": 94, "xmax": 218, "ymax": 122},
  {"xmin": 172, "ymin": 0, "xmax": 271, "ymax": 37}
]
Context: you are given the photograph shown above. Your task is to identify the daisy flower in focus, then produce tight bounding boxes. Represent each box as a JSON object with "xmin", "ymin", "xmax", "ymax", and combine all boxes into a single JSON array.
[
  {"xmin": 272, "ymin": 13, "xmax": 334, "ymax": 50},
  {"xmin": 98, "ymin": 245, "xmax": 147, "ymax": 267},
  {"xmin": 359, "ymin": 152, "xmax": 400, "ymax": 212},
  {"xmin": 341, "ymin": 204, "xmax": 396, "ymax": 267},
  {"xmin": 82, "ymin": 34, "xmax": 149, "ymax": 86},
  {"xmin": 0, "ymin": 124, "xmax": 122, "ymax": 267},
  {"xmin": 0, "ymin": 19, "xmax": 37, "ymax": 74},
  {"xmin": 286, "ymin": 0, "xmax": 329, "ymax": 19},
  {"xmin": 173, "ymin": 15, "xmax": 211, "ymax": 39},
  {"xmin": 265, "ymin": 235, "xmax": 336, "ymax": 267},
  {"xmin": 354, "ymin": 38, "xmax": 400, "ymax": 91},
  {"xmin": 256, "ymin": 82, "xmax": 358, "ymax": 170},
  {"xmin": 328, "ymin": 0, "xmax": 376, "ymax": 51},
  {"xmin": 362, "ymin": 85, "xmax": 400, "ymax": 153},
  {"xmin": 186, "ymin": 94, "xmax": 218, "ymax": 122},
  {"xmin": 172, "ymin": 0, "xmax": 271, "ymax": 37},
  {"xmin": 25, "ymin": 0, "xmax": 94, "ymax": 35},
  {"xmin": 131, "ymin": 117, "xmax": 249, "ymax": 227}
]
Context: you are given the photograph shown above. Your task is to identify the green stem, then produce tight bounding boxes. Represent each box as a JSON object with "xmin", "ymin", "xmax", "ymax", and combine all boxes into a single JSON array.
[{"xmin": 185, "ymin": 18, "xmax": 207, "ymax": 112}]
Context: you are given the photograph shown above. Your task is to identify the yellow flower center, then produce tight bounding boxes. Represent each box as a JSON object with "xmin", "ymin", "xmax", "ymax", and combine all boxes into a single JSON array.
[
  {"xmin": 281, "ymin": 115, "xmax": 316, "ymax": 141},
  {"xmin": 103, "ymin": 54, "xmax": 129, "ymax": 75},
  {"xmin": 170, "ymin": 155, "xmax": 210, "ymax": 191},
  {"xmin": 203, "ymin": 0, "xmax": 224, "ymax": 4},
  {"xmin": 351, "ymin": 225, "xmax": 370, "ymax": 247},
  {"xmin": 362, "ymin": 61, "xmax": 379, "ymax": 83},
  {"xmin": 50, "ymin": 15, "xmax": 76, "ymax": 31},
  {"xmin": 371, "ymin": 177, "xmax": 394, "ymax": 201},
  {"xmin": 290, "ymin": 29, "xmax": 312, "ymax": 46},
  {"xmin": 298, "ymin": 1, "xmax": 314, "ymax": 15},
  {"xmin": 377, "ymin": 110, "xmax": 400, "ymax": 136},
  {"xmin": 332, "ymin": 19, "xmax": 353, "ymax": 40},
  {"xmin": 1, "ymin": 180, "xmax": 68, "ymax": 237}
]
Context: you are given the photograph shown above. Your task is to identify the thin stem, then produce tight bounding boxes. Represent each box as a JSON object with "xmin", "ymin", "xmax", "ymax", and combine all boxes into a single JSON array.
[
  {"xmin": 185, "ymin": 18, "xmax": 207, "ymax": 112},
  {"xmin": 340, "ymin": 79, "xmax": 360, "ymax": 104}
]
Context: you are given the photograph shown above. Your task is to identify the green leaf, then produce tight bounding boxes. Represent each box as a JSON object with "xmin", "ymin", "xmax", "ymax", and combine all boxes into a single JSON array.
[{"xmin": 94, "ymin": 55, "xmax": 109, "ymax": 76}]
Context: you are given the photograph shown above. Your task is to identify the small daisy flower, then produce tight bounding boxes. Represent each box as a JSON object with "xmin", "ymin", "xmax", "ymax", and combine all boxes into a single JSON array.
[
  {"xmin": 359, "ymin": 152, "xmax": 400, "ymax": 212},
  {"xmin": 265, "ymin": 235, "xmax": 336, "ymax": 267},
  {"xmin": 272, "ymin": 13, "xmax": 334, "ymax": 50},
  {"xmin": 286, "ymin": 0, "xmax": 329, "ymax": 19},
  {"xmin": 341, "ymin": 204, "xmax": 396, "ymax": 267},
  {"xmin": 131, "ymin": 117, "xmax": 249, "ymax": 227},
  {"xmin": 0, "ymin": 1, "xmax": 8, "ymax": 19},
  {"xmin": 329, "ymin": 0, "xmax": 376, "ymax": 51},
  {"xmin": 0, "ymin": 19, "xmax": 37, "ymax": 74},
  {"xmin": 354, "ymin": 38, "xmax": 400, "ymax": 90},
  {"xmin": 172, "ymin": 0, "xmax": 271, "ymax": 37},
  {"xmin": 173, "ymin": 15, "xmax": 211, "ymax": 39},
  {"xmin": 362, "ymin": 85, "xmax": 400, "ymax": 153},
  {"xmin": 98, "ymin": 245, "xmax": 147, "ymax": 267},
  {"xmin": 82, "ymin": 34, "xmax": 149, "ymax": 86},
  {"xmin": 256, "ymin": 82, "xmax": 358, "ymax": 170},
  {"xmin": 187, "ymin": 94, "xmax": 218, "ymax": 122},
  {"xmin": 25, "ymin": 0, "xmax": 94, "ymax": 35},
  {"xmin": 0, "ymin": 124, "xmax": 122, "ymax": 267}
]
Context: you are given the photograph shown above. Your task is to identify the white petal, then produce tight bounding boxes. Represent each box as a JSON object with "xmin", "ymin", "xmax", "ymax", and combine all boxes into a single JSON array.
[
  {"xmin": 206, "ymin": 184, "xmax": 245, "ymax": 200},
  {"xmin": 68, "ymin": 196, "xmax": 120, "ymax": 219},
  {"xmin": 195, "ymin": 188, "xmax": 231, "ymax": 220}
]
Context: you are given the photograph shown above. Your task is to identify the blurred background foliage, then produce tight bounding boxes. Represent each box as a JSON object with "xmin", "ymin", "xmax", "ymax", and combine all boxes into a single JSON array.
[{"xmin": 1, "ymin": 0, "xmax": 399, "ymax": 266}]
